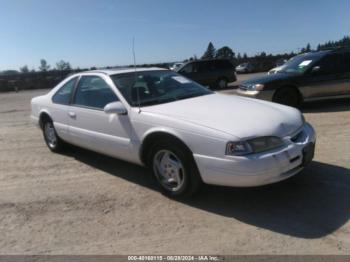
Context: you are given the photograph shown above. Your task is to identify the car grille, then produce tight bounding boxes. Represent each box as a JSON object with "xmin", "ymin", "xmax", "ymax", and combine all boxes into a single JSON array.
[{"xmin": 239, "ymin": 85, "xmax": 249, "ymax": 90}]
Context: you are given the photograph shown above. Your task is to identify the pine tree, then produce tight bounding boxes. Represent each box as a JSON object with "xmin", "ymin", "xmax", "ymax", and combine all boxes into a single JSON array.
[
  {"xmin": 202, "ymin": 42, "xmax": 216, "ymax": 59},
  {"xmin": 306, "ymin": 43, "xmax": 311, "ymax": 52}
]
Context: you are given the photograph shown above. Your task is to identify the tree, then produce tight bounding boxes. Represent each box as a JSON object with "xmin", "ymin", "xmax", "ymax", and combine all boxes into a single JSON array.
[
  {"xmin": 202, "ymin": 42, "xmax": 216, "ymax": 59},
  {"xmin": 317, "ymin": 35, "xmax": 350, "ymax": 50},
  {"xmin": 216, "ymin": 46, "xmax": 235, "ymax": 59},
  {"xmin": 56, "ymin": 60, "xmax": 71, "ymax": 71},
  {"xmin": 20, "ymin": 65, "xmax": 29, "ymax": 73},
  {"xmin": 306, "ymin": 43, "xmax": 311, "ymax": 52},
  {"xmin": 39, "ymin": 59, "xmax": 50, "ymax": 72}
]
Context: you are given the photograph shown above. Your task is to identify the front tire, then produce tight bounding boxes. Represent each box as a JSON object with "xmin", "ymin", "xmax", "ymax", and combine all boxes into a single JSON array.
[
  {"xmin": 43, "ymin": 121, "xmax": 65, "ymax": 152},
  {"xmin": 273, "ymin": 87, "xmax": 302, "ymax": 108},
  {"xmin": 147, "ymin": 140, "xmax": 202, "ymax": 198}
]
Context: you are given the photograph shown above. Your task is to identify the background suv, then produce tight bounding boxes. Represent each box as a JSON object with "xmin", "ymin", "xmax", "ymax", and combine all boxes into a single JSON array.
[
  {"xmin": 176, "ymin": 59, "xmax": 236, "ymax": 89},
  {"xmin": 237, "ymin": 48, "xmax": 350, "ymax": 107}
]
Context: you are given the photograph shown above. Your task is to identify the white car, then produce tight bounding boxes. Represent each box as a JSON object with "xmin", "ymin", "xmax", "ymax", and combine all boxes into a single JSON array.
[
  {"xmin": 31, "ymin": 68, "xmax": 316, "ymax": 198},
  {"xmin": 170, "ymin": 62, "xmax": 184, "ymax": 71}
]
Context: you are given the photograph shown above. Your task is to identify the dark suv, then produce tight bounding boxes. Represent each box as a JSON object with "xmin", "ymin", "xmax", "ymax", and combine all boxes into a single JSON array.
[
  {"xmin": 237, "ymin": 48, "xmax": 350, "ymax": 107},
  {"xmin": 176, "ymin": 59, "xmax": 236, "ymax": 89}
]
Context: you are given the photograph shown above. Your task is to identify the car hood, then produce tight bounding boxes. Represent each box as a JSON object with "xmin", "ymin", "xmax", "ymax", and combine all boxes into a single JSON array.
[
  {"xmin": 141, "ymin": 93, "xmax": 302, "ymax": 139},
  {"xmin": 242, "ymin": 72, "xmax": 294, "ymax": 85}
]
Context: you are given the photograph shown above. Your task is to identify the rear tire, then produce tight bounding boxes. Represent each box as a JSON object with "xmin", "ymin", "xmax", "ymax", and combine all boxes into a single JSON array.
[
  {"xmin": 273, "ymin": 87, "xmax": 302, "ymax": 108},
  {"xmin": 217, "ymin": 78, "xmax": 228, "ymax": 89},
  {"xmin": 147, "ymin": 139, "xmax": 202, "ymax": 198},
  {"xmin": 42, "ymin": 120, "xmax": 65, "ymax": 152}
]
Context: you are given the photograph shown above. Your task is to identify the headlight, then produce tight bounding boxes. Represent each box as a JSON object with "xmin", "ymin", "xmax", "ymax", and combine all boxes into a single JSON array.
[
  {"xmin": 226, "ymin": 141, "xmax": 253, "ymax": 156},
  {"xmin": 248, "ymin": 136, "xmax": 284, "ymax": 154},
  {"xmin": 226, "ymin": 136, "xmax": 284, "ymax": 156},
  {"xmin": 252, "ymin": 84, "xmax": 264, "ymax": 91}
]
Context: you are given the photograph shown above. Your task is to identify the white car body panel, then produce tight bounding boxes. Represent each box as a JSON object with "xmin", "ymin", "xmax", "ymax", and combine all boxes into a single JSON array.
[{"xmin": 31, "ymin": 68, "xmax": 316, "ymax": 187}]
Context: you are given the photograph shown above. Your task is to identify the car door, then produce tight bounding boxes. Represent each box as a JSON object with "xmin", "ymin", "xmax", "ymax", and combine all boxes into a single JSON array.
[
  {"xmin": 68, "ymin": 75, "xmax": 133, "ymax": 160},
  {"xmin": 197, "ymin": 61, "xmax": 215, "ymax": 86},
  {"xmin": 336, "ymin": 51, "xmax": 350, "ymax": 96},
  {"xmin": 302, "ymin": 53, "xmax": 344, "ymax": 99},
  {"xmin": 50, "ymin": 76, "xmax": 78, "ymax": 141}
]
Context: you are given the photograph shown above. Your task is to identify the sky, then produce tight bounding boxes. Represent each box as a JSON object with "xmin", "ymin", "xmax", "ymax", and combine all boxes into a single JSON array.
[{"xmin": 0, "ymin": 0, "xmax": 349, "ymax": 70}]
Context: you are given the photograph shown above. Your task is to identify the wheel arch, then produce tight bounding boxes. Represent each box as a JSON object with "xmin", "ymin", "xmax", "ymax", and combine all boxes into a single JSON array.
[
  {"xmin": 38, "ymin": 110, "xmax": 53, "ymax": 129},
  {"xmin": 273, "ymin": 84, "xmax": 304, "ymax": 103},
  {"xmin": 218, "ymin": 76, "xmax": 229, "ymax": 81},
  {"xmin": 139, "ymin": 130, "xmax": 193, "ymax": 166}
]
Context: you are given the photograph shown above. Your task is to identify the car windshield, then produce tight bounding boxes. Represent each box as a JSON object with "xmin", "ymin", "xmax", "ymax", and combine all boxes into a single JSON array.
[
  {"xmin": 110, "ymin": 70, "xmax": 213, "ymax": 107},
  {"xmin": 279, "ymin": 54, "xmax": 324, "ymax": 74}
]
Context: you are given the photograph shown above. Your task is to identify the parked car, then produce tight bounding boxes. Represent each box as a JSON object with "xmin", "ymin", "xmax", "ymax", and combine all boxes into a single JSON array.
[
  {"xmin": 31, "ymin": 68, "xmax": 315, "ymax": 198},
  {"xmin": 170, "ymin": 62, "xmax": 184, "ymax": 71},
  {"xmin": 268, "ymin": 57, "xmax": 295, "ymax": 75},
  {"xmin": 267, "ymin": 65, "xmax": 285, "ymax": 75},
  {"xmin": 236, "ymin": 63, "xmax": 255, "ymax": 74},
  {"xmin": 237, "ymin": 48, "xmax": 350, "ymax": 107},
  {"xmin": 275, "ymin": 58, "xmax": 288, "ymax": 67},
  {"xmin": 176, "ymin": 59, "xmax": 236, "ymax": 89}
]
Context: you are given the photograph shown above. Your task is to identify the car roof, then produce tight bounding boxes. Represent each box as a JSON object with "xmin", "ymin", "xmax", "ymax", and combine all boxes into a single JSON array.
[
  {"xmin": 189, "ymin": 59, "xmax": 231, "ymax": 63},
  {"xmin": 74, "ymin": 67, "xmax": 167, "ymax": 77}
]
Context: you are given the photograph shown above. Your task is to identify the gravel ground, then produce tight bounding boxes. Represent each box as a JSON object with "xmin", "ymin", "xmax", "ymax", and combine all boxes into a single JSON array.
[{"xmin": 0, "ymin": 85, "xmax": 350, "ymax": 255}]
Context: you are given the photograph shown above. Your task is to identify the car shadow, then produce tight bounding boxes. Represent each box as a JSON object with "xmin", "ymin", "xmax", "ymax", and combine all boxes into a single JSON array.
[
  {"xmin": 302, "ymin": 98, "xmax": 350, "ymax": 113},
  {"xmin": 62, "ymin": 146, "xmax": 350, "ymax": 239},
  {"xmin": 184, "ymin": 161, "xmax": 350, "ymax": 239}
]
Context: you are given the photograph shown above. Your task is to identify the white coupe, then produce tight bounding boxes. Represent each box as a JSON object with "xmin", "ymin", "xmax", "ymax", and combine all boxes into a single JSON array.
[{"xmin": 31, "ymin": 68, "xmax": 316, "ymax": 198}]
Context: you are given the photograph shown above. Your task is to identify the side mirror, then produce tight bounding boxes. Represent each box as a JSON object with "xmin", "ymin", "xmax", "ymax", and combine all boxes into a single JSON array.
[
  {"xmin": 104, "ymin": 101, "xmax": 127, "ymax": 115},
  {"xmin": 311, "ymin": 66, "xmax": 321, "ymax": 74}
]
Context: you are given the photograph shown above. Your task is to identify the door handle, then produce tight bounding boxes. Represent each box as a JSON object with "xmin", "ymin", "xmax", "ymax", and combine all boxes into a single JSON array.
[{"xmin": 68, "ymin": 111, "xmax": 76, "ymax": 118}]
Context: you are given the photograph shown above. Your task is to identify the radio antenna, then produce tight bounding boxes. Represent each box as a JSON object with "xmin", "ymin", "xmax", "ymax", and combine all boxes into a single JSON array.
[{"xmin": 132, "ymin": 37, "xmax": 141, "ymax": 113}]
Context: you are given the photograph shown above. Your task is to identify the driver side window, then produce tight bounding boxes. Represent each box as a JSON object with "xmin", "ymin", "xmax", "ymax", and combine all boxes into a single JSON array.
[
  {"xmin": 73, "ymin": 76, "xmax": 119, "ymax": 110},
  {"xmin": 316, "ymin": 54, "xmax": 340, "ymax": 75}
]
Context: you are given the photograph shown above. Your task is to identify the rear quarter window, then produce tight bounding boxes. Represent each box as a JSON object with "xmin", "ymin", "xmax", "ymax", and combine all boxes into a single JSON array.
[{"xmin": 52, "ymin": 77, "xmax": 78, "ymax": 105}]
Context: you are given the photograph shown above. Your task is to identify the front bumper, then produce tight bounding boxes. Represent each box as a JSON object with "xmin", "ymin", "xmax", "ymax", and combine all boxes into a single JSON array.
[
  {"xmin": 236, "ymin": 88, "xmax": 275, "ymax": 101},
  {"xmin": 194, "ymin": 123, "xmax": 316, "ymax": 187}
]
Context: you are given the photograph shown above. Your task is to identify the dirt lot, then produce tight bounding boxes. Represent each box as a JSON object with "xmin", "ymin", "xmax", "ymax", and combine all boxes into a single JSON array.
[{"xmin": 0, "ymin": 85, "xmax": 350, "ymax": 254}]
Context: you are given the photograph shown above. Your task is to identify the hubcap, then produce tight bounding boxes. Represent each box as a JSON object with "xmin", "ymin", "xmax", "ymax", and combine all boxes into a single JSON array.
[
  {"xmin": 44, "ymin": 123, "xmax": 57, "ymax": 148},
  {"xmin": 153, "ymin": 150, "xmax": 185, "ymax": 192},
  {"xmin": 219, "ymin": 79, "xmax": 227, "ymax": 89}
]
